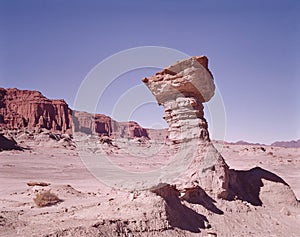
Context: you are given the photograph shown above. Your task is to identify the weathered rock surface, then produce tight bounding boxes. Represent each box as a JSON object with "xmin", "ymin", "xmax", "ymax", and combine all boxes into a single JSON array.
[
  {"xmin": 0, "ymin": 88, "xmax": 148, "ymax": 140},
  {"xmin": 73, "ymin": 111, "xmax": 149, "ymax": 139},
  {"xmin": 145, "ymin": 55, "xmax": 299, "ymax": 209},
  {"xmin": 143, "ymin": 56, "xmax": 214, "ymax": 144},
  {"xmin": 0, "ymin": 88, "xmax": 72, "ymax": 133},
  {"xmin": 144, "ymin": 56, "xmax": 230, "ymax": 198}
]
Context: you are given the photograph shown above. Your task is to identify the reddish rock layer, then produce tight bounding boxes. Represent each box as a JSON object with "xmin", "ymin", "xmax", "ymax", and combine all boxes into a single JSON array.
[
  {"xmin": 0, "ymin": 88, "xmax": 149, "ymax": 139},
  {"xmin": 73, "ymin": 111, "xmax": 149, "ymax": 139},
  {"xmin": 0, "ymin": 88, "xmax": 72, "ymax": 133}
]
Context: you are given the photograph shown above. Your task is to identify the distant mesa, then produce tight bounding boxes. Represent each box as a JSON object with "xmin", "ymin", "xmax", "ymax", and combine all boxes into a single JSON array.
[
  {"xmin": 226, "ymin": 140, "xmax": 300, "ymax": 148},
  {"xmin": 0, "ymin": 87, "xmax": 72, "ymax": 133},
  {"xmin": 72, "ymin": 110, "xmax": 149, "ymax": 139},
  {"xmin": 271, "ymin": 139, "xmax": 300, "ymax": 148},
  {"xmin": 0, "ymin": 87, "xmax": 149, "ymax": 140},
  {"xmin": 228, "ymin": 140, "xmax": 265, "ymax": 146}
]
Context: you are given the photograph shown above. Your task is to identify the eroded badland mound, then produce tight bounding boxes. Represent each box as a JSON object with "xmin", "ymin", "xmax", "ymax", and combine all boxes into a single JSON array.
[{"xmin": 0, "ymin": 56, "xmax": 299, "ymax": 236}]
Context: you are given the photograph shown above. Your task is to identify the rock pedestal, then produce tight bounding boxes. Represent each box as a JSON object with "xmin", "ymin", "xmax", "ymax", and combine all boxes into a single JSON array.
[{"xmin": 144, "ymin": 56, "xmax": 229, "ymax": 198}]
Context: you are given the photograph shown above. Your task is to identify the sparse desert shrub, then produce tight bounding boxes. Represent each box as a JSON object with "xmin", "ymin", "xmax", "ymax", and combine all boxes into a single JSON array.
[
  {"xmin": 99, "ymin": 136, "xmax": 113, "ymax": 145},
  {"xmin": 27, "ymin": 181, "xmax": 50, "ymax": 187},
  {"xmin": 33, "ymin": 190, "xmax": 61, "ymax": 207},
  {"xmin": 260, "ymin": 147, "xmax": 266, "ymax": 152}
]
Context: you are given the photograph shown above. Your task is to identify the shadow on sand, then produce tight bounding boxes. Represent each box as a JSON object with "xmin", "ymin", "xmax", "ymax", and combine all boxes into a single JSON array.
[
  {"xmin": 181, "ymin": 186, "xmax": 224, "ymax": 214},
  {"xmin": 152, "ymin": 184, "xmax": 211, "ymax": 233},
  {"xmin": 0, "ymin": 134, "xmax": 25, "ymax": 151},
  {"xmin": 151, "ymin": 166, "xmax": 295, "ymax": 233},
  {"xmin": 227, "ymin": 166, "xmax": 290, "ymax": 206}
]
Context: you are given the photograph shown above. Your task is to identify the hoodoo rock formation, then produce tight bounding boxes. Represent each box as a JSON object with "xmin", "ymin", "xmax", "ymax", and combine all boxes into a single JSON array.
[
  {"xmin": 143, "ymin": 56, "xmax": 214, "ymax": 144},
  {"xmin": 0, "ymin": 88, "xmax": 72, "ymax": 133},
  {"xmin": 144, "ymin": 56, "xmax": 230, "ymax": 198},
  {"xmin": 144, "ymin": 56, "xmax": 299, "ymax": 206}
]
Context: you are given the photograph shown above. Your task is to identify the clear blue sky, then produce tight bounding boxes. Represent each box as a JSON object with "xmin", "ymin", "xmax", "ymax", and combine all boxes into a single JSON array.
[{"xmin": 0, "ymin": 0, "xmax": 299, "ymax": 144}]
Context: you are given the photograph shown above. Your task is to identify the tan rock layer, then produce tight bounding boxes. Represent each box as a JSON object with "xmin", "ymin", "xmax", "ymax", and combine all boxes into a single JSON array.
[
  {"xmin": 143, "ymin": 56, "xmax": 231, "ymax": 199},
  {"xmin": 143, "ymin": 56, "xmax": 214, "ymax": 144}
]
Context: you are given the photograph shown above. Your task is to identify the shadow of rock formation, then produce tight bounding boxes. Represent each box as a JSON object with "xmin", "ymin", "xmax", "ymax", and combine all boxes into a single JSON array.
[
  {"xmin": 0, "ymin": 134, "xmax": 23, "ymax": 151},
  {"xmin": 181, "ymin": 186, "xmax": 224, "ymax": 214},
  {"xmin": 152, "ymin": 184, "xmax": 208, "ymax": 233},
  {"xmin": 227, "ymin": 166, "xmax": 298, "ymax": 207}
]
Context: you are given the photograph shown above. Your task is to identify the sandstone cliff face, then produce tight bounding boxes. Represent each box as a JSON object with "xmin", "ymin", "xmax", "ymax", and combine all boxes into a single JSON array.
[
  {"xmin": 0, "ymin": 88, "xmax": 148, "ymax": 139},
  {"xmin": 0, "ymin": 88, "xmax": 72, "ymax": 133},
  {"xmin": 73, "ymin": 111, "xmax": 149, "ymax": 139},
  {"xmin": 118, "ymin": 121, "xmax": 149, "ymax": 138}
]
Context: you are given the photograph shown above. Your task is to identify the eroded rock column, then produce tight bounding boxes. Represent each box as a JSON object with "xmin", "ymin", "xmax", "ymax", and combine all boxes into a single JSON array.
[
  {"xmin": 143, "ymin": 56, "xmax": 214, "ymax": 144},
  {"xmin": 144, "ymin": 56, "xmax": 230, "ymax": 199}
]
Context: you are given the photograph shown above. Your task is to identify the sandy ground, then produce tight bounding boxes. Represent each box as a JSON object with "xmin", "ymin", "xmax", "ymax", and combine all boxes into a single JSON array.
[
  {"xmin": 215, "ymin": 142, "xmax": 300, "ymax": 199},
  {"xmin": 0, "ymin": 138, "xmax": 299, "ymax": 236}
]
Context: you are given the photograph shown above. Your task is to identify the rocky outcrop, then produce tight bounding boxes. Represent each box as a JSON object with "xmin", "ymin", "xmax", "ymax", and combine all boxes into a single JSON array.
[
  {"xmin": 0, "ymin": 88, "xmax": 72, "ymax": 133},
  {"xmin": 146, "ymin": 128, "xmax": 167, "ymax": 142},
  {"xmin": 73, "ymin": 111, "xmax": 112, "ymax": 136},
  {"xmin": 73, "ymin": 111, "xmax": 149, "ymax": 139},
  {"xmin": 118, "ymin": 121, "xmax": 149, "ymax": 138},
  {"xmin": 0, "ymin": 88, "xmax": 148, "ymax": 139},
  {"xmin": 144, "ymin": 55, "xmax": 299, "ymax": 209},
  {"xmin": 143, "ymin": 56, "xmax": 214, "ymax": 144},
  {"xmin": 144, "ymin": 56, "xmax": 229, "ymax": 198}
]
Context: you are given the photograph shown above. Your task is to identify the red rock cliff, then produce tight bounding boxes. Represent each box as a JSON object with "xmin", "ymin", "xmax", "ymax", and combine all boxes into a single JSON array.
[
  {"xmin": 0, "ymin": 88, "xmax": 149, "ymax": 139},
  {"xmin": 0, "ymin": 88, "xmax": 72, "ymax": 133},
  {"xmin": 73, "ymin": 111, "xmax": 149, "ymax": 139}
]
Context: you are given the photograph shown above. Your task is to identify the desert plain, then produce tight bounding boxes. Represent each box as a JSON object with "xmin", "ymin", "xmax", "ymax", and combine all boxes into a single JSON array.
[{"xmin": 0, "ymin": 132, "xmax": 299, "ymax": 237}]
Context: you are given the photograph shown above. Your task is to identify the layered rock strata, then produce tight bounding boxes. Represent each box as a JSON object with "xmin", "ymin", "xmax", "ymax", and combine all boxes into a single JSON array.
[
  {"xmin": 143, "ymin": 56, "xmax": 229, "ymax": 198},
  {"xmin": 0, "ymin": 88, "xmax": 149, "ymax": 139},
  {"xmin": 143, "ymin": 56, "xmax": 214, "ymax": 144},
  {"xmin": 144, "ymin": 56, "xmax": 299, "ymax": 208},
  {"xmin": 0, "ymin": 88, "xmax": 72, "ymax": 133},
  {"xmin": 73, "ymin": 111, "xmax": 149, "ymax": 139}
]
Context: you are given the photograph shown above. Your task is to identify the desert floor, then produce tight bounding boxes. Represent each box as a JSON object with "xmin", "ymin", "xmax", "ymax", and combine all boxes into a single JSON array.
[{"xmin": 0, "ymin": 141, "xmax": 299, "ymax": 237}]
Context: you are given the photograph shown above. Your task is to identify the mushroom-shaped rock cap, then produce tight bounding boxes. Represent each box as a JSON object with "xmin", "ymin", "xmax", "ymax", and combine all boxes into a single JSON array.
[{"xmin": 143, "ymin": 56, "xmax": 215, "ymax": 104}]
